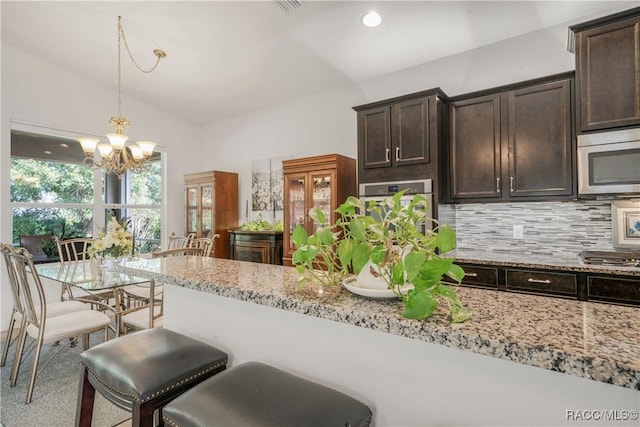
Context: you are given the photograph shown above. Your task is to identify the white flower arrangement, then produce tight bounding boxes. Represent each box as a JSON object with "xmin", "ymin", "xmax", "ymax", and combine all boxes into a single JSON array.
[{"xmin": 90, "ymin": 217, "xmax": 133, "ymax": 259}]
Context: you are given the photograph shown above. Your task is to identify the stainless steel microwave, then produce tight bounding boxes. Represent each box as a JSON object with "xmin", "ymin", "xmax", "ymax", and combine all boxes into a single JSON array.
[{"xmin": 577, "ymin": 128, "xmax": 640, "ymax": 196}]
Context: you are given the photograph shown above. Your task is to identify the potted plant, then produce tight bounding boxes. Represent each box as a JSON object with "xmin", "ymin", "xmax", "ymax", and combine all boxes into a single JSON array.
[{"xmin": 292, "ymin": 191, "xmax": 470, "ymax": 323}]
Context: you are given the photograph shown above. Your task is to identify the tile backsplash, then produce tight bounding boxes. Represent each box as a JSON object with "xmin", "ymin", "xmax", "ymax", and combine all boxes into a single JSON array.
[{"xmin": 438, "ymin": 200, "xmax": 612, "ymax": 259}]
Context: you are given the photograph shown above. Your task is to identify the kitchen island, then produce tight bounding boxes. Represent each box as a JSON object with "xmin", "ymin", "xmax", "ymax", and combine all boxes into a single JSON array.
[{"xmin": 120, "ymin": 256, "xmax": 639, "ymax": 426}]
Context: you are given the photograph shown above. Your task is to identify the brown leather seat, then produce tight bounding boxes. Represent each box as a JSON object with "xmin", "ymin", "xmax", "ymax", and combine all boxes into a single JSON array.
[
  {"xmin": 162, "ymin": 361, "xmax": 372, "ymax": 427},
  {"xmin": 76, "ymin": 328, "xmax": 228, "ymax": 427}
]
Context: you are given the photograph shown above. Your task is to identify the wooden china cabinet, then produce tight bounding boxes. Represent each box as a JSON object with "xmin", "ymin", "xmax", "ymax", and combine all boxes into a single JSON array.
[
  {"xmin": 184, "ymin": 170, "xmax": 238, "ymax": 259},
  {"xmin": 282, "ymin": 154, "xmax": 356, "ymax": 266}
]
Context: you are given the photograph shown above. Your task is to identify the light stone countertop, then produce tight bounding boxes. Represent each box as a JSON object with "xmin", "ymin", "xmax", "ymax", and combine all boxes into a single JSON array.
[{"xmin": 120, "ymin": 256, "xmax": 640, "ymax": 390}]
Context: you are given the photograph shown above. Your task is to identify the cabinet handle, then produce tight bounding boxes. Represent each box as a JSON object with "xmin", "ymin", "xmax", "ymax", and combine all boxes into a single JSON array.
[
  {"xmin": 385, "ymin": 148, "xmax": 390, "ymax": 162},
  {"xmin": 510, "ymin": 176, "xmax": 515, "ymax": 192},
  {"xmin": 496, "ymin": 177, "xmax": 501, "ymax": 193},
  {"xmin": 465, "ymin": 272, "xmax": 478, "ymax": 277},
  {"xmin": 527, "ymin": 278, "xmax": 551, "ymax": 284},
  {"xmin": 395, "ymin": 147, "xmax": 400, "ymax": 162}
]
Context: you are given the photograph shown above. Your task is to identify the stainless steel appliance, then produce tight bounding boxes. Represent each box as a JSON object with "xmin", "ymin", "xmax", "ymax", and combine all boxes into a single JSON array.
[
  {"xmin": 579, "ymin": 250, "xmax": 640, "ymax": 267},
  {"xmin": 577, "ymin": 128, "xmax": 640, "ymax": 196},
  {"xmin": 359, "ymin": 179, "xmax": 433, "ymax": 233}
]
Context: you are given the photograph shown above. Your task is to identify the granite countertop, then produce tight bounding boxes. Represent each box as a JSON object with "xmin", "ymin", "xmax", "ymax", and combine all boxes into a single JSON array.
[
  {"xmin": 120, "ymin": 256, "xmax": 640, "ymax": 390},
  {"xmin": 453, "ymin": 249, "xmax": 640, "ymax": 276}
]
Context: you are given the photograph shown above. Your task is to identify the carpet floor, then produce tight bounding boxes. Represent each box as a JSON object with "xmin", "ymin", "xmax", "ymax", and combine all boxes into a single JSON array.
[{"xmin": 1, "ymin": 331, "xmax": 130, "ymax": 427}]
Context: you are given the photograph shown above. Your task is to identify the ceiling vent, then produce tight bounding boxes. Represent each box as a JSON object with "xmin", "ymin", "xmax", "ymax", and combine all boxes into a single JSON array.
[{"xmin": 274, "ymin": 0, "xmax": 301, "ymax": 13}]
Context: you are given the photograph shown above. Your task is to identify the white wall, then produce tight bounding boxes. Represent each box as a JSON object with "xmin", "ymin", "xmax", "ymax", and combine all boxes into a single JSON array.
[
  {"xmin": 202, "ymin": 22, "xmax": 577, "ymax": 220},
  {"xmin": 1, "ymin": 44, "xmax": 203, "ymax": 329}
]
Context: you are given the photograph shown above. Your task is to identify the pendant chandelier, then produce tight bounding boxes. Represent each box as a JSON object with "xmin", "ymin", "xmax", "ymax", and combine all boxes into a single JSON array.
[{"xmin": 78, "ymin": 16, "xmax": 166, "ymax": 177}]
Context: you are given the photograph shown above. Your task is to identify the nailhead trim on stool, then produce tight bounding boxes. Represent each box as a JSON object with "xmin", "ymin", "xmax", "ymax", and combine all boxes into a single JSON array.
[
  {"xmin": 75, "ymin": 328, "xmax": 228, "ymax": 427},
  {"xmin": 162, "ymin": 361, "xmax": 373, "ymax": 427}
]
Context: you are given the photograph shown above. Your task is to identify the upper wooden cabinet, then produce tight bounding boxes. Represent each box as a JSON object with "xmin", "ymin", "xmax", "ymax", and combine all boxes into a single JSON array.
[
  {"xmin": 353, "ymin": 89, "xmax": 447, "ymax": 185},
  {"xmin": 571, "ymin": 7, "xmax": 640, "ymax": 132},
  {"xmin": 282, "ymin": 154, "xmax": 356, "ymax": 266},
  {"xmin": 184, "ymin": 170, "xmax": 238, "ymax": 258},
  {"xmin": 449, "ymin": 74, "xmax": 575, "ymax": 202}
]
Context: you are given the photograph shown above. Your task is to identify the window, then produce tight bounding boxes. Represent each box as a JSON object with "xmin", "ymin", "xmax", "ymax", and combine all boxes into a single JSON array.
[{"xmin": 10, "ymin": 129, "xmax": 163, "ymax": 255}]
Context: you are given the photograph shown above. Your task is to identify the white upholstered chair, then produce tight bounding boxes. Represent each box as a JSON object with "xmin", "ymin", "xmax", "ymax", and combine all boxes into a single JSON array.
[
  {"xmin": 0, "ymin": 243, "xmax": 90, "ymax": 370},
  {"xmin": 1, "ymin": 245, "xmax": 111, "ymax": 403}
]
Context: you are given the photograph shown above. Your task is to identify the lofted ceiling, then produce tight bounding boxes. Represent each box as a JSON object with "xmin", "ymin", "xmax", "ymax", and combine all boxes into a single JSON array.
[{"xmin": 2, "ymin": 1, "xmax": 637, "ymax": 127}]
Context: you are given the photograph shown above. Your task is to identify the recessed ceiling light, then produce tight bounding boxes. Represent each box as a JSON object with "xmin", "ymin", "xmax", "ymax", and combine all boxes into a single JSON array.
[
  {"xmin": 362, "ymin": 10, "xmax": 381, "ymax": 28},
  {"xmin": 60, "ymin": 143, "xmax": 69, "ymax": 148},
  {"xmin": 44, "ymin": 150, "xmax": 52, "ymax": 155}
]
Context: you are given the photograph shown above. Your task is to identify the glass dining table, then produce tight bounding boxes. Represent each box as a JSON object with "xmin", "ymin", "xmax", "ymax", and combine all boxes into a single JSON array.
[{"xmin": 35, "ymin": 259, "xmax": 151, "ymax": 336}]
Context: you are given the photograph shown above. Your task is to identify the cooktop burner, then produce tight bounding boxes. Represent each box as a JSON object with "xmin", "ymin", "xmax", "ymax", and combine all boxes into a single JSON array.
[{"xmin": 579, "ymin": 250, "xmax": 640, "ymax": 267}]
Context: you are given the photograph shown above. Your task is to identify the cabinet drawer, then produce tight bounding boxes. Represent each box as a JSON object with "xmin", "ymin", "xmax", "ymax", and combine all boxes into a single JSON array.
[
  {"xmin": 587, "ymin": 276, "xmax": 640, "ymax": 306},
  {"xmin": 505, "ymin": 269, "xmax": 577, "ymax": 297},
  {"xmin": 460, "ymin": 265, "xmax": 499, "ymax": 289}
]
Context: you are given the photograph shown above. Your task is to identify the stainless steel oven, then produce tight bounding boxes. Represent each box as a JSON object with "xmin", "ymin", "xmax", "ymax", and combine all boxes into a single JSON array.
[
  {"xmin": 359, "ymin": 179, "xmax": 433, "ymax": 233},
  {"xmin": 577, "ymin": 128, "xmax": 640, "ymax": 196}
]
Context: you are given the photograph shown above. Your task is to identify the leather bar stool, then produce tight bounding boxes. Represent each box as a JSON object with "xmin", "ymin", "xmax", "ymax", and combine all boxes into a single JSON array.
[
  {"xmin": 75, "ymin": 328, "xmax": 228, "ymax": 427},
  {"xmin": 162, "ymin": 361, "xmax": 373, "ymax": 427}
]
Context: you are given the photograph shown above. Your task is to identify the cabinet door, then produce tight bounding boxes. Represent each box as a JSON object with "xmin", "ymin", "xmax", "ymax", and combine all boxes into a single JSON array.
[
  {"xmin": 185, "ymin": 185, "xmax": 198, "ymax": 235},
  {"xmin": 450, "ymin": 94, "xmax": 502, "ymax": 199},
  {"xmin": 199, "ymin": 183, "xmax": 214, "ymax": 238},
  {"xmin": 507, "ymin": 79, "xmax": 573, "ymax": 198},
  {"xmin": 358, "ymin": 106, "xmax": 391, "ymax": 169},
  {"xmin": 393, "ymin": 97, "xmax": 430, "ymax": 166},
  {"xmin": 576, "ymin": 15, "xmax": 640, "ymax": 131},
  {"xmin": 283, "ymin": 173, "xmax": 307, "ymax": 260},
  {"xmin": 309, "ymin": 170, "xmax": 335, "ymax": 235}
]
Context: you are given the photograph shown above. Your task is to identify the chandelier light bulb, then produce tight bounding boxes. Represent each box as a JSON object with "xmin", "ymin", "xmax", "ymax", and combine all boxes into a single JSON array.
[
  {"xmin": 362, "ymin": 10, "xmax": 382, "ymax": 28},
  {"xmin": 97, "ymin": 142, "xmax": 114, "ymax": 159},
  {"xmin": 129, "ymin": 144, "xmax": 144, "ymax": 160},
  {"xmin": 77, "ymin": 137, "xmax": 100, "ymax": 155},
  {"xmin": 106, "ymin": 133, "xmax": 128, "ymax": 150},
  {"xmin": 136, "ymin": 141, "xmax": 156, "ymax": 157}
]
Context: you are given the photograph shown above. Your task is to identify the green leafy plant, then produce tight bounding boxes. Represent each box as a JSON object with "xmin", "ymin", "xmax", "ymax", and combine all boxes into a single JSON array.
[
  {"xmin": 240, "ymin": 214, "xmax": 284, "ymax": 231},
  {"xmin": 292, "ymin": 191, "xmax": 470, "ymax": 323}
]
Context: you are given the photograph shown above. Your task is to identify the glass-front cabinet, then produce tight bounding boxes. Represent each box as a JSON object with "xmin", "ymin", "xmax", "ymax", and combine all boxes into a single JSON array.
[
  {"xmin": 282, "ymin": 154, "xmax": 357, "ymax": 266},
  {"xmin": 184, "ymin": 171, "xmax": 239, "ymax": 258}
]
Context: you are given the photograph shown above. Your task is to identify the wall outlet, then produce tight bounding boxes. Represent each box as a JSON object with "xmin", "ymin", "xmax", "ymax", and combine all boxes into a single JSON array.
[{"xmin": 513, "ymin": 225, "xmax": 524, "ymax": 240}]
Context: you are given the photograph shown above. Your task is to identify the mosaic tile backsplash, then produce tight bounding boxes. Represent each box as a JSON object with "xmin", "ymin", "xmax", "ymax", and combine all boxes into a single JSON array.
[{"xmin": 438, "ymin": 200, "xmax": 613, "ymax": 260}]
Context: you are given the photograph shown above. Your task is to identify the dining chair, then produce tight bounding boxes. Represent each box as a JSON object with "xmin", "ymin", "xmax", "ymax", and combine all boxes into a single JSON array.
[
  {"xmin": 189, "ymin": 234, "xmax": 219, "ymax": 257},
  {"xmin": 0, "ymin": 243, "xmax": 90, "ymax": 371},
  {"xmin": 2, "ymin": 245, "xmax": 112, "ymax": 403},
  {"xmin": 166, "ymin": 232, "xmax": 195, "ymax": 250},
  {"xmin": 118, "ymin": 280, "xmax": 164, "ymax": 334},
  {"xmin": 119, "ymin": 246, "xmax": 205, "ymax": 334},
  {"xmin": 55, "ymin": 238, "xmax": 116, "ymax": 314}
]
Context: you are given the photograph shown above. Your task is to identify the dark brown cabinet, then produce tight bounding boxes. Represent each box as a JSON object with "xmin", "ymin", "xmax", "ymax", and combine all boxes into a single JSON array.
[
  {"xmin": 505, "ymin": 268, "xmax": 577, "ymax": 299},
  {"xmin": 229, "ymin": 230, "xmax": 283, "ymax": 265},
  {"xmin": 449, "ymin": 74, "xmax": 575, "ymax": 202},
  {"xmin": 587, "ymin": 275, "xmax": 640, "ymax": 306},
  {"xmin": 457, "ymin": 261, "xmax": 640, "ymax": 306},
  {"xmin": 458, "ymin": 264, "xmax": 499, "ymax": 289},
  {"xmin": 571, "ymin": 7, "xmax": 640, "ymax": 132},
  {"xmin": 354, "ymin": 89, "xmax": 447, "ymax": 185},
  {"xmin": 450, "ymin": 94, "xmax": 501, "ymax": 200}
]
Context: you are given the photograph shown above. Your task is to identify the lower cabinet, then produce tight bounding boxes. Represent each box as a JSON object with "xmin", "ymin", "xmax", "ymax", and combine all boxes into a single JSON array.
[
  {"xmin": 458, "ymin": 262, "xmax": 639, "ymax": 306},
  {"xmin": 587, "ymin": 275, "xmax": 640, "ymax": 306},
  {"xmin": 459, "ymin": 264, "xmax": 499, "ymax": 289},
  {"xmin": 229, "ymin": 230, "xmax": 283, "ymax": 265},
  {"xmin": 505, "ymin": 268, "xmax": 577, "ymax": 298}
]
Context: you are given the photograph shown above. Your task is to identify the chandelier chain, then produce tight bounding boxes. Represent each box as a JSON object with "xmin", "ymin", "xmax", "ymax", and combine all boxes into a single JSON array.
[{"xmin": 118, "ymin": 17, "xmax": 163, "ymax": 75}]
